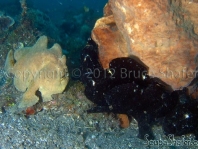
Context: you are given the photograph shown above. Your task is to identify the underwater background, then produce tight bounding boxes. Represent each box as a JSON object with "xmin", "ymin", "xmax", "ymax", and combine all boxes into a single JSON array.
[{"xmin": 0, "ymin": 0, "xmax": 198, "ymax": 149}]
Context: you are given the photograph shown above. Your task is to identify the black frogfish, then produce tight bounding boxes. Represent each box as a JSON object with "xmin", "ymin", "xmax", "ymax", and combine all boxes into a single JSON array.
[{"xmin": 80, "ymin": 38, "xmax": 198, "ymax": 140}]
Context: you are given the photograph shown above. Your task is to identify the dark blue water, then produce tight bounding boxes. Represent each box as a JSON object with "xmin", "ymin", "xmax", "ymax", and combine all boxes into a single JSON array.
[
  {"xmin": 31, "ymin": 0, "xmax": 107, "ymax": 22},
  {"xmin": 0, "ymin": 0, "xmax": 107, "ymax": 22}
]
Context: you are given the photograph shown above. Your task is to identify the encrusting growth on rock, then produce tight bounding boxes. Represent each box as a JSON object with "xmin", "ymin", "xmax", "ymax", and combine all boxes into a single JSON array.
[{"xmin": 4, "ymin": 36, "xmax": 69, "ymax": 108}]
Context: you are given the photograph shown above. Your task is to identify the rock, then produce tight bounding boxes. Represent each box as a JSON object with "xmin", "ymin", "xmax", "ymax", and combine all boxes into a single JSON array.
[
  {"xmin": 92, "ymin": 0, "xmax": 198, "ymax": 90},
  {"xmin": 103, "ymin": 3, "xmax": 113, "ymax": 17},
  {"xmin": 0, "ymin": 15, "xmax": 15, "ymax": 32},
  {"xmin": 92, "ymin": 15, "xmax": 128, "ymax": 69},
  {"xmin": 4, "ymin": 36, "xmax": 69, "ymax": 108}
]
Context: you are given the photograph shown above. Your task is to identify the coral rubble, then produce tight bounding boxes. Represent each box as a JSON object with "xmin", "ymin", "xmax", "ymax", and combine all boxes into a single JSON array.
[
  {"xmin": 92, "ymin": 0, "xmax": 198, "ymax": 90},
  {"xmin": 4, "ymin": 36, "xmax": 69, "ymax": 108}
]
